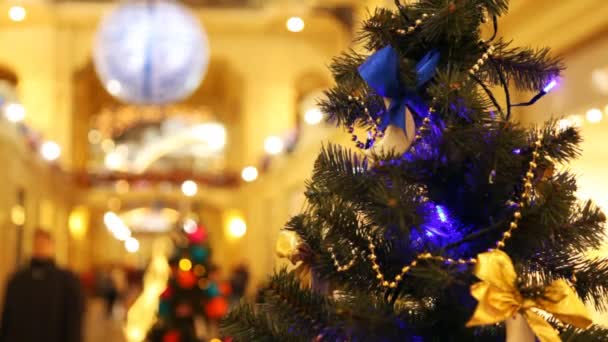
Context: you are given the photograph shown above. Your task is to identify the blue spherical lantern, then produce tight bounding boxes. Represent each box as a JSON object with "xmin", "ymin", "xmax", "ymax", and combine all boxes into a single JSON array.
[
  {"xmin": 93, "ymin": 0, "xmax": 209, "ymax": 104},
  {"xmin": 206, "ymin": 282, "xmax": 220, "ymax": 297}
]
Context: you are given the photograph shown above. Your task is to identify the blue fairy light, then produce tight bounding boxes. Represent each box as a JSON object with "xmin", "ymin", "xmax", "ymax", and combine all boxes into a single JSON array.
[
  {"xmin": 435, "ymin": 205, "xmax": 448, "ymax": 223},
  {"xmin": 543, "ymin": 79, "xmax": 558, "ymax": 93}
]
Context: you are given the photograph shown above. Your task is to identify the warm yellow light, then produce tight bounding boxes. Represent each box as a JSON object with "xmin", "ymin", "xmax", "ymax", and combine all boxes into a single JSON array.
[
  {"xmin": 69, "ymin": 206, "xmax": 89, "ymax": 240},
  {"xmin": 227, "ymin": 216, "xmax": 247, "ymax": 239},
  {"xmin": 40, "ymin": 141, "xmax": 61, "ymax": 161},
  {"xmin": 88, "ymin": 130, "xmax": 102, "ymax": 144},
  {"xmin": 8, "ymin": 6, "xmax": 26, "ymax": 22},
  {"xmin": 286, "ymin": 16, "xmax": 305, "ymax": 32},
  {"xmin": 106, "ymin": 79, "xmax": 122, "ymax": 96},
  {"xmin": 179, "ymin": 258, "xmax": 192, "ymax": 271},
  {"xmin": 181, "ymin": 180, "xmax": 198, "ymax": 197},
  {"xmin": 101, "ymin": 139, "xmax": 115, "ymax": 153},
  {"xmin": 125, "ymin": 237, "xmax": 140, "ymax": 253},
  {"xmin": 264, "ymin": 136, "xmax": 284, "ymax": 155},
  {"xmin": 4, "ymin": 103, "xmax": 25, "ymax": 122},
  {"xmin": 241, "ymin": 166, "xmax": 258, "ymax": 182},
  {"xmin": 10, "ymin": 205, "xmax": 25, "ymax": 226},
  {"xmin": 586, "ymin": 108, "xmax": 603, "ymax": 123},
  {"xmin": 105, "ymin": 151, "xmax": 124, "ymax": 170},
  {"xmin": 108, "ymin": 197, "xmax": 122, "ymax": 211},
  {"xmin": 115, "ymin": 180, "xmax": 130, "ymax": 194},
  {"xmin": 210, "ymin": 339, "xmax": 222, "ymax": 342},
  {"xmin": 304, "ymin": 108, "xmax": 323, "ymax": 125}
]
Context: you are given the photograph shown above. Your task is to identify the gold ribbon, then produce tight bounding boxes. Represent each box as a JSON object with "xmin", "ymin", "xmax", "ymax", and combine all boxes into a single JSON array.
[
  {"xmin": 466, "ymin": 250, "xmax": 592, "ymax": 342},
  {"xmin": 276, "ymin": 230, "xmax": 312, "ymax": 288}
]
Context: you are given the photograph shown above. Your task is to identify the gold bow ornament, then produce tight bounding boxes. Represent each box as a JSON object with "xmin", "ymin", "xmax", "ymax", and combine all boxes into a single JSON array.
[
  {"xmin": 466, "ymin": 249, "xmax": 592, "ymax": 342},
  {"xmin": 276, "ymin": 230, "xmax": 312, "ymax": 288}
]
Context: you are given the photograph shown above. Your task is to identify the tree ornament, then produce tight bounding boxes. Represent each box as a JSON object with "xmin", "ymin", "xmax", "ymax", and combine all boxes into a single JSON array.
[
  {"xmin": 367, "ymin": 109, "xmax": 416, "ymax": 156},
  {"xmin": 187, "ymin": 226, "xmax": 207, "ymax": 244},
  {"xmin": 175, "ymin": 302, "xmax": 193, "ymax": 318},
  {"xmin": 158, "ymin": 300, "xmax": 171, "ymax": 317},
  {"xmin": 466, "ymin": 250, "xmax": 592, "ymax": 342},
  {"xmin": 357, "ymin": 45, "xmax": 440, "ymax": 154},
  {"xmin": 505, "ymin": 313, "xmax": 536, "ymax": 342},
  {"xmin": 160, "ymin": 286, "xmax": 173, "ymax": 300},
  {"xmin": 204, "ymin": 297, "xmax": 229, "ymax": 320},
  {"xmin": 190, "ymin": 246, "xmax": 208, "ymax": 263},
  {"xmin": 93, "ymin": 0, "xmax": 209, "ymax": 105},
  {"xmin": 276, "ymin": 229, "xmax": 321, "ymax": 290},
  {"xmin": 162, "ymin": 330, "xmax": 181, "ymax": 342},
  {"xmin": 176, "ymin": 270, "xmax": 197, "ymax": 289}
]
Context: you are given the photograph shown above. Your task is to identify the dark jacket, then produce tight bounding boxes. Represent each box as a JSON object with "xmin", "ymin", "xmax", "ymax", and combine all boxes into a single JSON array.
[{"xmin": 0, "ymin": 258, "xmax": 85, "ymax": 342}]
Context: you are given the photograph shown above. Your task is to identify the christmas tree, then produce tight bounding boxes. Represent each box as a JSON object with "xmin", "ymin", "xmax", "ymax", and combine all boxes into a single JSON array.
[
  {"xmin": 221, "ymin": 1, "xmax": 608, "ymax": 341},
  {"xmin": 148, "ymin": 220, "xmax": 229, "ymax": 342}
]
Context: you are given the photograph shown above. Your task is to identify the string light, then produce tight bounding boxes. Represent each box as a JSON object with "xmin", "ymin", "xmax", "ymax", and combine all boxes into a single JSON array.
[
  {"xmin": 40, "ymin": 141, "xmax": 61, "ymax": 161},
  {"xmin": 4, "ymin": 103, "xmax": 25, "ymax": 122},
  {"xmin": 106, "ymin": 79, "xmax": 122, "ymax": 96},
  {"xmin": 8, "ymin": 5, "xmax": 26, "ymax": 22},
  {"xmin": 286, "ymin": 17, "xmax": 305, "ymax": 32},
  {"xmin": 304, "ymin": 108, "xmax": 324, "ymax": 125},
  {"xmin": 543, "ymin": 79, "xmax": 558, "ymax": 93},
  {"xmin": 586, "ymin": 108, "xmax": 603, "ymax": 124},
  {"xmin": 179, "ymin": 258, "xmax": 192, "ymax": 271},
  {"xmin": 241, "ymin": 166, "xmax": 259, "ymax": 182},
  {"xmin": 181, "ymin": 180, "xmax": 198, "ymax": 197},
  {"xmin": 264, "ymin": 136, "xmax": 284, "ymax": 155},
  {"xmin": 226, "ymin": 215, "xmax": 247, "ymax": 239},
  {"xmin": 183, "ymin": 219, "xmax": 198, "ymax": 234},
  {"xmin": 125, "ymin": 237, "xmax": 140, "ymax": 253}
]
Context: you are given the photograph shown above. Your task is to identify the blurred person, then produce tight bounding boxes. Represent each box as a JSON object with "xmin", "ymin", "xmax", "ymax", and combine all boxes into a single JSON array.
[
  {"xmin": 97, "ymin": 266, "xmax": 117, "ymax": 318},
  {"xmin": 229, "ymin": 263, "xmax": 250, "ymax": 307},
  {"xmin": 0, "ymin": 229, "xmax": 85, "ymax": 342}
]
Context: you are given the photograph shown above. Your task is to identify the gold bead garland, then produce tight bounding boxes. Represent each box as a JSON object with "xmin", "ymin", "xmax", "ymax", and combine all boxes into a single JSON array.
[
  {"xmin": 328, "ymin": 246, "xmax": 358, "ymax": 272},
  {"xmin": 396, "ymin": 13, "xmax": 435, "ymax": 35},
  {"xmin": 491, "ymin": 137, "xmax": 543, "ymax": 251}
]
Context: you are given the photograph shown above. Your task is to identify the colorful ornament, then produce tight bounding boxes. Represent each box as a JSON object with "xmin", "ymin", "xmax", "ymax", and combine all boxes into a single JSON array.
[
  {"xmin": 466, "ymin": 250, "xmax": 592, "ymax": 342},
  {"xmin": 219, "ymin": 282, "xmax": 232, "ymax": 296},
  {"xmin": 163, "ymin": 330, "xmax": 181, "ymax": 342},
  {"xmin": 175, "ymin": 302, "xmax": 193, "ymax": 318},
  {"xmin": 160, "ymin": 286, "xmax": 173, "ymax": 300},
  {"xmin": 204, "ymin": 297, "xmax": 229, "ymax": 320},
  {"xmin": 94, "ymin": 0, "xmax": 209, "ymax": 104},
  {"xmin": 177, "ymin": 270, "xmax": 197, "ymax": 289},
  {"xmin": 206, "ymin": 282, "xmax": 220, "ymax": 297},
  {"xmin": 187, "ymin": 226, "xmax": 208, "ymax": 244},
  {"xmin": 158, "ymin": 300, "xmax": 171, "ymax": 317},
  {"xmin": 191, "ymin": 246, "xmax": 208, "ymax": 263},
  {"xmin": 357, "ymin": 45, "xmax": 439, "ymax": 153}
]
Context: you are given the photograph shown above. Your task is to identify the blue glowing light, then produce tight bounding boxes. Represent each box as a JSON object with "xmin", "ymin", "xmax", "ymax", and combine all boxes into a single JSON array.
[
  {"xmin": 435, "ymin": 205, "xmax": 448, "ymax": 223},
  {"xmin": 513, "ymin": 148, "xmax": 521, "ymax": 155},
  {"xmin": 543, "ymin": 79, "xmax": 558, "ymax": 93}
]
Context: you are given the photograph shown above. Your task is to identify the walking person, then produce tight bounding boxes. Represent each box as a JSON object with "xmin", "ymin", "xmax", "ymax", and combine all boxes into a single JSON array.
[{"xmin": 0, "ymin": 228, "xmax": 85, "ymax": 342}]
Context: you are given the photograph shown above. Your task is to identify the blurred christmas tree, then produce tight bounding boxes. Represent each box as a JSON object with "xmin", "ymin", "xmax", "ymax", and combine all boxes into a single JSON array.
[
  {"xmin": 221, "ymin": 1, "xmax": 608, "ymax": 341},
  {"xmin": 148, "ymin": 219, "xmax": 230, "ymax": 342}
]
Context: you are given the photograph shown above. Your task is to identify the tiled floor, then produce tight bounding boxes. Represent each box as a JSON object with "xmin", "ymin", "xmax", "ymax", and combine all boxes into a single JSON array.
[{"xmin": 84, "ymin": 299, "xmax": 126, "ymax": 342}]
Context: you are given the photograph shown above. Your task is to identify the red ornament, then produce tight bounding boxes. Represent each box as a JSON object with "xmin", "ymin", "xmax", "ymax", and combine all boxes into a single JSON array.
[
  {"xmin": 163, "ymin": 330, "xmax": 181, "ymax": 342},
  {"xmin": 219, "ymin": 282, "xmax": 232, "ymax": 296},
  {"xmin": 187, "ymin": 225, "xmax": 208, "ymax": 243},
  {"xmin": 175, "ymin": 302, "xmax": 193, "ymax": 318},
  {"xmin": 204, "ymin": 297, "xmax": 229, "ymax": 320},
  {"xmin": 160, "ymin": 286, "xmax": 173, "ymax": 299},
  {"xmin": 177, "ymin": 271, "xmax": 197, "ymax": 289}
]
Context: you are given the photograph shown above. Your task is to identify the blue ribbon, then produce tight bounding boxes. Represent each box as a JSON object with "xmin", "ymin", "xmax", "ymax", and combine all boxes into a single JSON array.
[{"xmin": 358, "ymin": 46, "xmax": 440, "ymax": 131}]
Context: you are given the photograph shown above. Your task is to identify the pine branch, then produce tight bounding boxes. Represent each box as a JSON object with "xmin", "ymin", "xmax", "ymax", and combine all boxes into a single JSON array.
[
  {"xmin": 486, "ymin": 39, "xmax": 564, "ymax": 92},
  {"xmin": 559, "ymin": 323, "xmax": 608, "ymax": 342}
]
